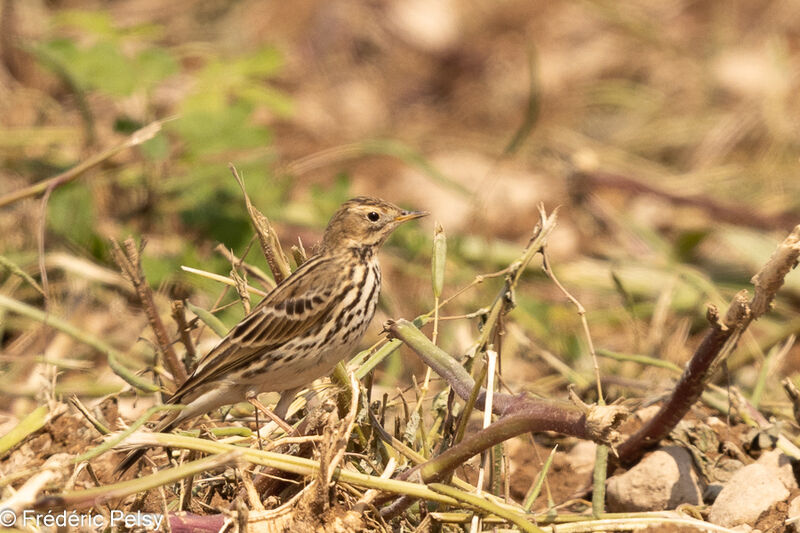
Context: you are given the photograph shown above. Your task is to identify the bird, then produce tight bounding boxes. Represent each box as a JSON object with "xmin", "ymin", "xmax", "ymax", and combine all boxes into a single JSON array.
[{"xmin": 117, "ymin": 196, "xmax": 427, "ymax": 474}]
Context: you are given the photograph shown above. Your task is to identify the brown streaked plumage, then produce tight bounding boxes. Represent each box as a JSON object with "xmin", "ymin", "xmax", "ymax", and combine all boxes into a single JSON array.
[{"xmin": 117, "ymin": 197, "xmax": 427, "ymax": 474}]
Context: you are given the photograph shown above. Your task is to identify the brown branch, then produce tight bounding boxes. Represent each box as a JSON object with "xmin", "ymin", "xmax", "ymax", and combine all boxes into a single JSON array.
[
  {"xmin": 170, "ymin": 301, "xmax": 197, "ymax": 374},
  {"xmin": 616, "ymin": 224, "xmax": 800, "ymax": 466},
  {"xmin": 379, "ymin": 319, "xmax": 628, "ymax": 517},
  {"xmin": 110, "ymin": 238, "xmax": 188, "ymax": 387}
]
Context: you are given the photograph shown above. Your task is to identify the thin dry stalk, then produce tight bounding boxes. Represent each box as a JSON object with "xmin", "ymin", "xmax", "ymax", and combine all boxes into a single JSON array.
[
  {"xmin": 110, "ymin": 238, "xmax": 188, "ymax": 386},
  {"xmin": 215, "ymin": 242, "xmax": 276, "ymax": 290},
  {"xmin": 0, "ymin": 120, "xmax": 164, "ymax": 208},
  {"xmin": 247, "ymin": 395, "xmax": 294, "ymax": 435},
  {"xmin": 541, "ymin": 247, "xmax": 603, "ymax": 402},
  {"xmin": 228, "ymin": 163, "xmax": 291, "ymax": 284},
  {"xmin": 170, "ymin": 301, "xmax": 197, "ymax": 374},
  {"xmin": 469, "ymin": 348, "xmax": 497, "ymax": 533},
  {"xmin": 230, "ymin": 265, "xmax": 251, "ymax": 314}
]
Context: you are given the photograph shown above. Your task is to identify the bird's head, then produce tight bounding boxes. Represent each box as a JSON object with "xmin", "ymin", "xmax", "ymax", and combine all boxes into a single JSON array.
[{"xmin": 322, "ymin": 196, "xmax": 428, "ymax": 251}]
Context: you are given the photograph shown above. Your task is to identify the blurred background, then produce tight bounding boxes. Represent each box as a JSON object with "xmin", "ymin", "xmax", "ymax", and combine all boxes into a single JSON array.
[{"xmin": 1, "ymin": 0, "xmax": 800, "ymax": 494}]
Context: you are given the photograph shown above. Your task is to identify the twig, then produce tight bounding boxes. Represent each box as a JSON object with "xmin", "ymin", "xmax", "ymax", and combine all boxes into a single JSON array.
[
  {"xmin": 110, "ymin": 238, "xmax": 188, "ymax": 386},
  {"xmin": 616, "ymin": 224, "xmax": 800, "ymax": 466},
  {"xmin": 541, "ymin": 248, "xmax": 603, "ymax": 402},
  {"xmin": 37, "ymin": 186, "xmax": 53, "ymax": 302},
  {"xmin": 539, "ymin": 247, "xmax": 609, "ymax": 514},
  {"xmin": 379, "ymin": 318, "xmax": 628, "ymax": 517},
  {"xmin": 247, "ymin": 395, "xmax": 294, "ymax": 435},
  {"xmin": 230, "ymin": 265, "xmax": 251, "ymax": 314},
  {"xmin": 69, "ymin": 396, "xmax": 111, "ymax": 436}
]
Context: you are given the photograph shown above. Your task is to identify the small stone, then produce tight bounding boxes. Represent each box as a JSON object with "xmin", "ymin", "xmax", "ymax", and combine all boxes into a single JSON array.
[
  {"xmin": 633, "ymin": 404, "xmax": 662, "ymax": 424},
  {"xmin": 704, "ymin": 484, "xmax": 724, "ymax": 503},
  {"xmin": 708, "ymin": 463, "xmax": 790, "ymax": 527},
  {"xmin": 607, "ymin": 446, "xmax": 703, "ymax": 512},
  {"xmin": 566, "ymin": 440, "xmax": 597, "ymax": 476},
  {"xmin": 756, "ymin": 449, "xmax": 798, "ymax": 490}
]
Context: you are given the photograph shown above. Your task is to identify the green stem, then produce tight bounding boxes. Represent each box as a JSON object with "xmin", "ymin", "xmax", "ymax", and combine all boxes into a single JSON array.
[
  {"xmin": 100, "ymin": 432, "xmax": 463, "ymax": 506},
  {"xmin": 428, "ymin": 483, "xmax": 543, "ymax": 533},
  {"xmin": 523, "ymin": 445, "xmax": 557, "ymax": 511},
  {"xmin": 592, "ymin": 444, "xmax": 609, "ymax": 517}
]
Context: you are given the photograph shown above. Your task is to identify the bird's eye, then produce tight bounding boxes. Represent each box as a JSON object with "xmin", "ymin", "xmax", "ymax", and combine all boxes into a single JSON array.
[{"xmin": 367, "ymin": 211, "xmax": 380, "ymax": 222}]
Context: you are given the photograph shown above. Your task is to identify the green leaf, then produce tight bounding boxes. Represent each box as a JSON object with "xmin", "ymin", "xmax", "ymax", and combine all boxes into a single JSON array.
[
  {"xmin": 0, "ymin": 406, "xmax": 48, "ymax": 457},
  {"xmin": 134, "ymin": 47, "xmax": 178, "ymax": 89},
  {"xmin": 186, "ymin": 301, "xmax": 229, "ymax": 338},
  {"xmin": 47, "ymin": 182, "xmax": 96, "ymax": 249},
  {"xmin": 238, "ymin": 85, "xmax": 293, "ymax": 117},
  {"xmin": 51, "ymin": 10, "xmax": 115, "ymax": 37},
  {"xmin": 235, "ymin": 47, "xmax": 283, "ymax": 77},
  {"xmin": 172, "ymin": 103, "xmax": 271, "ymax": 155},
  {"xmin": 75, "ymin": 42, "xmax": 137, "ymax": 95},
  {"xmin": 140, "ymin": 132, "xmax": 170, "ymax": 161}
]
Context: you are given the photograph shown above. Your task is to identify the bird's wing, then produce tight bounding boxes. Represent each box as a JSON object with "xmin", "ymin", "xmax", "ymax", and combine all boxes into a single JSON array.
[{"xmin": 170, "ymin": 254, "xmax": 343, "ymax": 401}]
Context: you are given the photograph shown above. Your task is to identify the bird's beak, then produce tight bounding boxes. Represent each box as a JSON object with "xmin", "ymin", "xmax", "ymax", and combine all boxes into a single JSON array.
[{"xmin": 394, "ymin": 209, "xmax": 429, "ymax": 222}]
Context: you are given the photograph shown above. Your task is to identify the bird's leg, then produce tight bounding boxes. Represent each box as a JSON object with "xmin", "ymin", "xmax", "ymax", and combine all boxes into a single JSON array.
[
  {"xmin": 247, "ymin": 390, "xmax": 295, "ymax": 436},
  {"xmin": 274, "ymin": 386, "xmax": 302, "ymax": 420},
  {"xmin": 245, "ymin": 390, "xmax": 263, "ymax": 450}
]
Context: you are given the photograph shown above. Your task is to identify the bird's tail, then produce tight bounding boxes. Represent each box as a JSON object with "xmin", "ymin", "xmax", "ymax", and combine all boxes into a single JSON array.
[
  {"xmin": 114, "ymin": 413, "xmax": 180, "ymax": 477},
  {"xmin": 115, "ymin": 447, "xmax": 149, "ymax": 477}
]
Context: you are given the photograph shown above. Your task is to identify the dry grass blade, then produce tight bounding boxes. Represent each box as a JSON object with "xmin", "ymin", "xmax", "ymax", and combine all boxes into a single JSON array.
[
  {"xmin": 180, "ymin": 265, "xmax": 268, "ymax": 296},
  {"xmin": 229, "ymin": 163, "xmax": 291, "ymax": 283},
  {"xmin": 107, "ymin": 431, "xmax": 462, "ymax": 504},
  {"xmin": 171, "ymin": 300, "xmax": 197, "ymax": 374},
  {"xmin": 215, "ymin": 243, "xmax": 276, "ymax": 289},
  {"xmin": 427, "ymin": 483, "xmax": 543, "ymax": 533}
]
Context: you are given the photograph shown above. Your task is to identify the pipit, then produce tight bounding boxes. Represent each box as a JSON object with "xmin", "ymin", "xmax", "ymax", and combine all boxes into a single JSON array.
[{"xmin": 117, "ymin": 196, "xmax": 427, "ymax": 474}]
